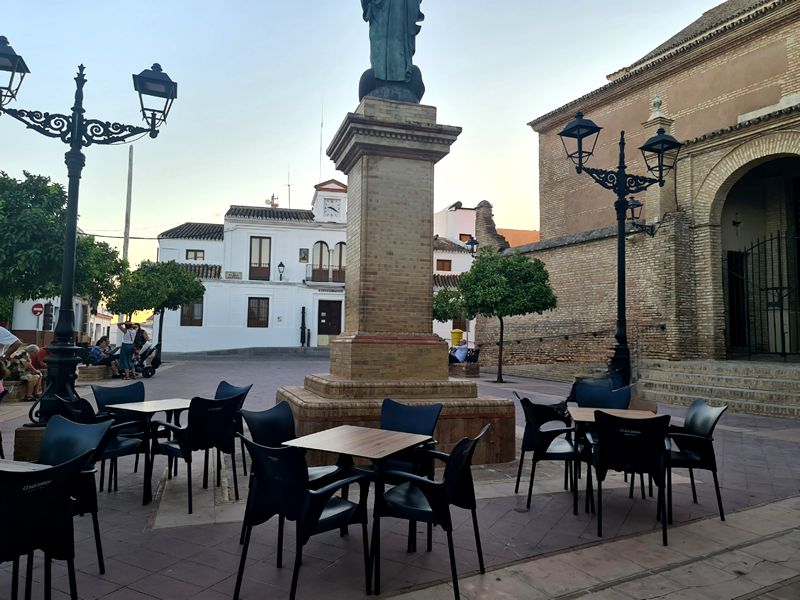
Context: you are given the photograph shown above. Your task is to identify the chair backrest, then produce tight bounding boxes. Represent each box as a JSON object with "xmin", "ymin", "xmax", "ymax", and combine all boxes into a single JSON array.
[
  {"xmin": 0, "ymin": 451, "xmax": 93, "ymax": 561},
  {"xmin": 594, "ymin": 412, "xmax": 670, "ymax": 484},
  {"xmin": 465, "ymin": 348, "xmax": 480, "ymax": 363},
  {"xmin": 91, "ymin": 381, "xmax": 145, "ymax": 412},
  {"xmin": 215, "ymin": 380, "xmax": 253, "ymax": 409},
  {"xmin": 241, "ymin": 402, "xmax": 296, "ymax": 447},
  {"xmin": 38, "ymin": 415, "xmax": 112, "ymax": 467},
  {"xmin": 572, "ymin": 376, "xmax": 631, "ymax": 410},
  {"xmin": 519, "ymin": 397, "xmax": 570, "ymax": 451},
  {"xmin": 380, "ymin": 398, "xmax": 443, "ymax": 436},
  {"xmin": 187, "ymin": 395, "xmax": 244, "ymax": 452},
  {"xmin": 241, "ymin": 436, "xmax": 309, "ymax": 522},
  {"xmin": 442, "ymin": 423, "xmax": 491, "ymax": 510},
  {"xmin": 684, "ymin": 399, "xmax": 728, "ymax": 437}
]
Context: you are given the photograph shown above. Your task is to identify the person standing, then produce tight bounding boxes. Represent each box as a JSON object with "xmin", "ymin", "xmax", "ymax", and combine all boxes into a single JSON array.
[
  {"xmin": 0, "ymin": 326, "xmax": 22, "ymax": 360},
  {"xmin": 117, "ymin": 322, "xmax": 137, "ymax": 379}
]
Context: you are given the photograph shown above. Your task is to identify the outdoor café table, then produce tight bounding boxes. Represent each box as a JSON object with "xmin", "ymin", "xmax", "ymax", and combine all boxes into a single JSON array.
[
  {"xmin": 105, "ymin": 398, "xmax": 193, "ymax": 505},
  {"xmin": 0, "ymin": 459, "xmax": 49, "ymax": 472},
  {"xmin": 568, "ymin": 407, "xmax": 657, "ymax": 423},
  {"xmin": 284, "ymin": 424, "xmax": 433, "ymax": 591}
]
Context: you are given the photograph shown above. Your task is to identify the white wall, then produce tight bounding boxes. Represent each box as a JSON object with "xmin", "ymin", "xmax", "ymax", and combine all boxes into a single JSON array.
[
  {"xmin": 158, "ymin": 239, "xmax": 224, "ymax": 264},
  {"xmin": 434, "ymin": 206, "xmax": 476, "ymax": 241},
  {"xmin": 153, "ymin": 279, "xmax": 344, "ymax": 352}
]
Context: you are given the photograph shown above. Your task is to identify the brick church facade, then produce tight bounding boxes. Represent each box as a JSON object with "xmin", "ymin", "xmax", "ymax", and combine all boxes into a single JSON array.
[{"xmin": 478, "ymin": 0, "xmax": 800, "ymax": 380}]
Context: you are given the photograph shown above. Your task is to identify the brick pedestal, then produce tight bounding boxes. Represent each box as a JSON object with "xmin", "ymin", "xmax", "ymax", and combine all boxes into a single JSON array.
[
  {"xmin": 278, "ymin": 97, "xmax": 514, "ymax": 464},
  {"xmin": 14, "ymin": 425, "xmax": 45, "ymax": 461}
]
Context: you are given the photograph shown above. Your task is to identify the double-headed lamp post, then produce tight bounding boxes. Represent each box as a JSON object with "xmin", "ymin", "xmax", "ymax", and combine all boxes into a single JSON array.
[
  {"xmin": 465, "ymin": 235, "xmax": 479, "ymax": 256},
  {"xmin": 0, "ymin": 36, "xmax": 177, "ymax": 423},
  {"xmin": 558, "ymin": 112, "xmax": 681, "ymax": 388}
]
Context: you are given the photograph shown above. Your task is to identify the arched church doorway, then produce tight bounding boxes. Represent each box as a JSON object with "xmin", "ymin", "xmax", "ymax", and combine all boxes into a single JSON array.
[{"xmin": 721, "ymin": 157, "xmax": 800, "ymax": 357}]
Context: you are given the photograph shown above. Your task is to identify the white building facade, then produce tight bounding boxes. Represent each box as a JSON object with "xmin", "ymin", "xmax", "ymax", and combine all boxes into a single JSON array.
[{"xmin": 155, "ymin": 181, "xmax": 348, "ymax": 353}]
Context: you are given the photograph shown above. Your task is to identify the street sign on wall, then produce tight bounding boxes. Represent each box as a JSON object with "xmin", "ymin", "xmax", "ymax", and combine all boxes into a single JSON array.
[{"xmin": 31, "ymin": 303, "xmax": 44, "ymax": 316}]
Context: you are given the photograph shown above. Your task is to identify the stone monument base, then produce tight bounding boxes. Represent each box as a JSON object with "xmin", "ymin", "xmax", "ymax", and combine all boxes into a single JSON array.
[{"xmin": 277, "ymin": 375, "xmax": 515, "ymax": 465}]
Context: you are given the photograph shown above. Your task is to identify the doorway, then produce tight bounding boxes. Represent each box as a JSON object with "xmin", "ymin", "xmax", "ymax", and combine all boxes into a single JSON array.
[{"xmin": 317, "ymin": 300, "xmax": 342, "ymax": 346}]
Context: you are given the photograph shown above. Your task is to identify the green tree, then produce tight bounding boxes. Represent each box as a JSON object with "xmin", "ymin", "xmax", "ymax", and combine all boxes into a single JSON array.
[
  {"xmin": 108, "ymin": 260, "xmax": 205, "ymax": 347},
  {"xmin": 459, "ymin": 248, "xmax": 557, "ymax": 383},
  {"xmin": 0, "ymin": 171, "xmax": 127, "ymax": 322},
  {"xmin": 432, "ymin": 287, "xmax": 466, "ymax": 323}
]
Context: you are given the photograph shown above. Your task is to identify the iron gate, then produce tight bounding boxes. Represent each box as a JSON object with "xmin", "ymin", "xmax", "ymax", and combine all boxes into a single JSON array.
[{"xmin": 723, "ymin": 232, "xmax": 800, "ymax": 357}]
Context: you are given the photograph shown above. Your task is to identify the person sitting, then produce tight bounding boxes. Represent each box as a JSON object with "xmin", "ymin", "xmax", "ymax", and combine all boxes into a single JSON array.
[
  {"xmin": 91, "ymin": 336, "xmax": 120, "ymax": 376},
  {"xmin": 9, "ymin": 349, "xmax": 42, "ymax": 401},
  {"xmin": 449, "ymin": 338, "xmax": 469, "ymax": 363}
]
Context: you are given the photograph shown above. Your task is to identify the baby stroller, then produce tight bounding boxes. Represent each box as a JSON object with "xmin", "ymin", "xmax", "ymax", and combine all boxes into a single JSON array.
[{"xmin": 134, "ymin": 343, "xmax": 161, "ymax": 378}]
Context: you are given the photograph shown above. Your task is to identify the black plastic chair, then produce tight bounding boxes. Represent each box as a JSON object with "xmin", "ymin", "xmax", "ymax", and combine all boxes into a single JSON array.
[
  {"xmin": 238, "ymin": 402, "xmax": 346, "ymax": 544},
  {"xmin": 1, "ymin": 451, "xmax": 94, "ymax": 600},
  {"xmin": 215, "ymin": 380, "xmax": 253, "ymax": 475},
  {"xmin": 515, "ymin": 396, "xmax": 579, "ymax": 513},
  {"xmin": 570, "ymin": 376, "xmax": 631, "ymax": 410},
  {"xmin": 91, "ymin": 382, "xmax": 147, "ymax": 490},
  {"xmin": 152, "ymin": 394, "xmax": 245, "ymax": 514},
  {"xmin": 372, "ymin": 424, "xmax": 491, "ymax": 600},
  {"xmin": 668, "ymin": 399, "xmax": 728, "ymax": 522},
  {"xmin": 233, "ymin": 437, "xmax": 371, "ymax": 600},
  {"xmin": 38, "ymin": 415, "xmax": 115, "ymax": 575},
  {"xmin": 588, "ymin": 412, "xmax": 671, "ymax": 545}
]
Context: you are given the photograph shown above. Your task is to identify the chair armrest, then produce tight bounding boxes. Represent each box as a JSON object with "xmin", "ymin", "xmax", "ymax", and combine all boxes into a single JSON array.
[
  {"xmin": 310, "ymin": 472, "xmax": 372, "ymax": 498},
  {"xmin": 668, "ymin": 424, "xmax": 686, "ymax": 433},
  {"xmin": 109, "ymin": 420, "xmax": 145, "ymax": 435},
  {"xmin": 416, "ymin": 448, "xmax": 450, "ymax": 464},
  {"xmin": 383, "ymin": 469, "xmax": 443, "ymax": 491},
  {"xmin": 667, "ymin": 432, "xmax": 710, "ymax": 443},
  {"xmin": 152, "ymin": 419, "xmax": 185, "ymax": 434},
  {"xmin": 585, "ymin": 431, "xmax": 598, "ymax": 446}
]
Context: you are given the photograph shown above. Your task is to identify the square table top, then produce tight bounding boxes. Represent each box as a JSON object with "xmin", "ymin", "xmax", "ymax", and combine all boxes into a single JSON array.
[
  {"xmin": 283, "ymin": 425, "xmax": 432, "ymax": 461},
  {"xmin": 568, "ymin": 407, "xmax": 658, "ymax": 423},
  {"xmin": 0, "ymin": 459, "xmax": 50, "ymax": 473},
  {"xmin": 106, "ymin": 398, "xmax": 192, "ymax": 414}
]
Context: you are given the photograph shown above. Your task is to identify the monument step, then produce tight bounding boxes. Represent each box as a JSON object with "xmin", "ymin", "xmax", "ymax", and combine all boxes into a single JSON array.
[
  {"xmin": 303, "ymin": 373, "xmax": 477, "ymax": 400},
  {"xmin": 637, "ymin": 368, "xmax": 800, "ymax": 393},
  {"xmin": 639, "ymin": 359, "xmax": 800, "ymax": 380}
]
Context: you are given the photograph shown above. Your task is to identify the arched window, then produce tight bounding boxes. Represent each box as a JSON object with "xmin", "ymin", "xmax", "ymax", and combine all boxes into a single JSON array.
[
  {"xmin": 312, "ymin": 241, "xmax": 330, "ymax": 281},
  {"xmin": 333, "ymin": 242, "xmax": 346, "ymax": 282}
]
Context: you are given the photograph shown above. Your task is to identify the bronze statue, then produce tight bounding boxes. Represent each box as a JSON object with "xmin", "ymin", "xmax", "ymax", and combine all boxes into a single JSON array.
[{"xmin": 360, "ymin": 0, "xmax": 425, "ymax": 103}]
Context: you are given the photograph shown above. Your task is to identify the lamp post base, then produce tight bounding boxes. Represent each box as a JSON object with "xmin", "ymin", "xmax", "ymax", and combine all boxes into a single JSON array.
[
  {"xmin": 30, "ymin": 342, "xmax": 83, "ymax": 424},
  {"xmin": 608, "ymin": 343, "xmax": 631, "ymax": 389}
]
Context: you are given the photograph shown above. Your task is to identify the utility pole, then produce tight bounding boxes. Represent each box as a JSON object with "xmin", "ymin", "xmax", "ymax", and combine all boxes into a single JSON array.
[
  {"xmin": 319, "ymin": 96, "xmax": 324, "ymax": 183},
  {"xmin": 286, "ymin": 163, "xmax": 291, "ymax": 208},
  {"xmin": 122, "ymin": 145, "xmax": 133, "ymax": 263}
]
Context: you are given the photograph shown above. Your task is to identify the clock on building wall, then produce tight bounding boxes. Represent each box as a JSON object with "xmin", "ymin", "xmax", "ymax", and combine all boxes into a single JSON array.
[{"xmin": 323, "ymin": 197, "xmax": 341, "ymax": 217}]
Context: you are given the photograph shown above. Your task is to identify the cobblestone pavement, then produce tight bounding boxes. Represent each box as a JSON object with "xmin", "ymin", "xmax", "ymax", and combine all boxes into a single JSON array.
[{"xmin": 0, "ymin": 356, "xmax": 798, "ymax": 599}]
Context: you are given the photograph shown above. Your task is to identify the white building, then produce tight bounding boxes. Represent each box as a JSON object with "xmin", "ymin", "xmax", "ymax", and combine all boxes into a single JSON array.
[
  {"xmin": 11, "ymin": 297, "xmax": 113, "ymax": 347},
  {"xmin": 432, "ymin": 202, "xmax": 478, "ymax": 345},
  {"xmin": 154, "ymin": 180, "xmax": 348, "ymax": 353}
]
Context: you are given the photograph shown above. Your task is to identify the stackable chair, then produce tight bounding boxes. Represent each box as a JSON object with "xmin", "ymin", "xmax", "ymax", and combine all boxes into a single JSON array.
[
  {"xmin": 667, "ymin": 399, "xmax": 728, "ymax": 522},
  {"xmin": 214, "ymin": 380, "xmax": 253, "ymax": 475},
  {"xmin": 233, "ymin": 438, "xmax": 371, "ymax": 600},
  {"xmin": 515, "ymin": 395, "xmax": 579, "ymax": 513},
  {"xmin": 372, "ymin": 424, "xmax": 491, "ymax": 600},
  {"xmin": 91, "ymin": 382, "xmax": 147, "ymax": 490},
  {"xmin": 1, "ymin": 452, "xmax": 94, "ymax": 600},
  {"xmin": 588, "ymin": 412, "xmax": 671, "ymax": 545},
  {"xmin": 152, "ymin": 394, "xmax": 245, "ymax": 513},
  {"xmin": 38, "ymin": 415, "xmax": 114, "ymax": 574}
]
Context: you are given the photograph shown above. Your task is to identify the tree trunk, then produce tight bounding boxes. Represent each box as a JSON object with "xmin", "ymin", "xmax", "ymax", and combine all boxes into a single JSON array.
[
  {"xmin": 496, "ymin": 316, "xmax": 505, "ymax": 383},
  {"xmin": 158, "ymin": 306, "xmax": 165, "ymax": 347}
]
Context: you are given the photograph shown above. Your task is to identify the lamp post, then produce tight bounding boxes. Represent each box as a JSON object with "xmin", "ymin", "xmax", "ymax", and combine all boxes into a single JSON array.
[
  {"xmin": 278, "ymin": 261, "xmax": 286, "ymax": 281},
  {"xmin": 465, "ymin": 235, "xmax": 479, "ymax": 256},
  {"xmin": 0, "ymin": 36, "xmax": 177, "ymax": 423},
  {"xmin": 558, "ymin": 112, "xmax": 681, "ymax": 388}
]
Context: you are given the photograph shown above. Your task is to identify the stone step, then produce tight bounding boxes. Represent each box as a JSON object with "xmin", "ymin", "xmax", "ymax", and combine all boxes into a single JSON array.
[
  {"xmin": 640, "ymin": 359, "xmax": 800, "ymax": 380},
  {"xmin": 638, "ymin": 379, "xmax": 800, "ymax": 407},
  {"xmin": 637, "ymin": 368, "xmax": 800, "ymax": 393},
  {"xmin": 638, "ymin": 388, "xmax": 800, "ymax": 418}
]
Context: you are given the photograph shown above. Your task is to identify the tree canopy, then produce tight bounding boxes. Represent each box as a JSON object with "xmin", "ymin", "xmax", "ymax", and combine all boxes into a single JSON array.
[
  {"xmin": 432, "ymin": 287, "xmax": 467, "ymax": 323},
  {"xmin": 458, "ymin": 247, "xmax": 557, "ymax": 382},
  {"xmin": 0, "ymin": 171, "xmax": 127, "ymax": 322}
]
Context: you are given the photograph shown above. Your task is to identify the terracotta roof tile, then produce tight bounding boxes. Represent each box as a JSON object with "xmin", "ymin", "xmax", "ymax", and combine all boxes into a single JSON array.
[
  {"xmin": 158, "ymin": 223, "xmax": 223, "ymax": 240},
  {"xmin": 433, "ymin": 236, "xmax": 469, "ymax": 253},
  {"xmin": 433, "ymin": 273, "xmax": 461, "ymax": 289},
  {"xmin": 226, "ymin": 206, "xmax": 315, "ymax": 221},
  {"xmin": 177, "ymin": 263, "xmax": 221, "ymax": 280}
]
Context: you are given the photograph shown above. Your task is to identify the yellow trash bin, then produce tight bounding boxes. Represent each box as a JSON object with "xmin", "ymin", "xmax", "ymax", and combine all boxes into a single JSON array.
[{"xmin": 451, "ymin": 329, "xmax": 464, "ymax": 346}]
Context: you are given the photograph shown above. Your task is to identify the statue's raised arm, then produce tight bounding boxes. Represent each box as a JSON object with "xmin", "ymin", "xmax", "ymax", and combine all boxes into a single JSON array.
[{"xmin": 359, "ymin": 0, "xmax": 425, "ymax": 103}]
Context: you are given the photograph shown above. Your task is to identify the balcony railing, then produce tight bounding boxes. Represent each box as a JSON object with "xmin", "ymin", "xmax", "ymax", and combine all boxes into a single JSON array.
[{"xmin": 306, "ymin": 264, "xmax": 345, "ymax": 283}]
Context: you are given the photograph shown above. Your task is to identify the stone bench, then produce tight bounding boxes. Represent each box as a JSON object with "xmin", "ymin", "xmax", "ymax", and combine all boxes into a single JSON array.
[
  {"xmin": 76, "ymin": 365, "xmax": 112, "ymax": 381},
  {"xmin": 449, "ymin": 362, "xmax": 480, "ymax": 378},
  {"xmin": 1, "ymin": 380, "xmax": 26, "ymax": 402}
]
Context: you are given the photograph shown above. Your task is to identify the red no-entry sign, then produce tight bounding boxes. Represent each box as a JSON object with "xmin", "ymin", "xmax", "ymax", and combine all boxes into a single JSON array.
[{"xmin": 31, "ymin": 303, "xmax": 44, "ymax": 316}]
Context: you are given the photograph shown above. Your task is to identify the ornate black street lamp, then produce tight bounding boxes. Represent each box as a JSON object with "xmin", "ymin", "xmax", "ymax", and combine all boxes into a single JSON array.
[
  {"xmin": 558, "ymin": 112, "xmax": 681, "ymax": 387},
  {"xmin": 465, "ymin": 235, "xmax": 479, "ymax": 256},
  {"xmin": 0, "ymin": 36, "xmax": 177, "ymax": 423},
  {"xmin": 278, "ymin": 261, "xmax": 286, "ymax": 281}
]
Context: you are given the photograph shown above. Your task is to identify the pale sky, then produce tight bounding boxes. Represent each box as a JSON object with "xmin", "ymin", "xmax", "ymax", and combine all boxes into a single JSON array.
[{"xmin": 1, "ymin": 0, "xmax": 723, "ymax": 267}]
